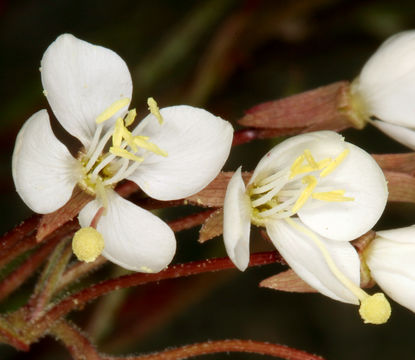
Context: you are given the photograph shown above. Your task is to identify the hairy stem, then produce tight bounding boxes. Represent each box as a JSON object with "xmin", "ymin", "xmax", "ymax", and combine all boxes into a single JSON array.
[
  {"xmin": 108, "ymin": 339, "xmax": 324, "ymax": 360},
  {"xmin": 31, "ymin": 252, "xmax": 282, "ymax": 338},
  {"xmin": 51, "ymin": 320, "xmax": 101, "ymax": 360}
]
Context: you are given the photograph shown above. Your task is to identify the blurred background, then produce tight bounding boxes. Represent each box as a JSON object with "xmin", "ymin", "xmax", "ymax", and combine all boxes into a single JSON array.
[{"xmin": 2, "ymin": 0, "xmax": 415, "ymax": 359}]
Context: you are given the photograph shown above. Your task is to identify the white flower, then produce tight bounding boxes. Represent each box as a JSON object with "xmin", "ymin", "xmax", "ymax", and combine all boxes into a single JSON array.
[
  {"xmin": 365, "ymin": 225, "xmax": 415, "ymax": 314},
  {"xmin": 224, "ymin": 131, "xmax": 391, "ymax": 324},
  {"xmin": 12, "ymin": 34, "xmax": 233, "ymax": 273},
  {"xmin": 351, "ymin": 30, "xmax": 415, "ymax": 149}
]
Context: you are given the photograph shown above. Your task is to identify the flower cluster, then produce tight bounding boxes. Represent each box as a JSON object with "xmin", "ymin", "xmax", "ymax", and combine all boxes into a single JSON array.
[
  {"xmin": 12, "ymin": 31, "xmax": 415, "ymax": 327},
  {"xmin": 12, "ymin": 34, "xmax": 233, "ymax": 273}
]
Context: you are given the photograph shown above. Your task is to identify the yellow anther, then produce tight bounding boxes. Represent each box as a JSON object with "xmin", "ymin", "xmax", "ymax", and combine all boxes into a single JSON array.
[
  {"xmin": 72, "ymin": 227, "xmax": 104, "ymax": 263},
  {"xmin": 290, "ymin": 154, "xmax": 305, "ymax": 178},
  {"xmin": 320, "ymin": 148, "xmax": 350, "ymax": 178},
  {"xmin": 134, "ymin": 137, "xmax": 168, "ymax": 157},
  {"xmin": 292, "ymin": 175, "xmax": 317, "ymax": 213},
  {"xmin": 96, "ymin": 98, "xmax": 130, "ymax": 124},
  {"xmin": 122, "ymin": 128, "xmax": 138, "ymax": 153},
  {"xmin": 312, "ymin": 190, "xmax": 354, "ymax": 202},
  {"xmin": 304, "ymin": 149, "xmax": 318, "ymax": 169},
  {"xmin": 359, "ymin": 293, "xmax": 391, "ymax": 324},
  {"xmin": 147, "ymin": 97, "xmax": 164, "ymax": 124},
  {"xmin": 110, "ymin": 147, "xmax": 144, "ymax": 163},
  {"xmin": 112, "ymin": 118, "xmax": 124, "ymax": 148},
  {"xmin": 316, "ymin": 158, "xmax": 332, "ymax": 169},
  {"xmin": 124, "ymin": 109, "xmax": 137, "ymax": 127}
]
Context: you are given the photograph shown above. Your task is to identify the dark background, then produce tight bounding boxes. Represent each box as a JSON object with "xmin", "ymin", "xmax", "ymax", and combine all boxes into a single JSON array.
[{"xmin": 1, "ymin": 0, "xmax": 415, "ymax": 359}]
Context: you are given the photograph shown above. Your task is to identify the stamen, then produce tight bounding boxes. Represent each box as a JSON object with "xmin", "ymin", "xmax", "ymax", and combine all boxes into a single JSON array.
[
  {"xmin": 96, "ymin": 98, "xmax": 130, "ymax": 124},
  {"xmin": 103, "ymin": 158, "xmax": 129, "ymax": 186},
  {"xmin": 124, "ymin": 109, "xmax": 137, "ymax": 127},
  {"xmin": 312, "ymin": 190, "xmax": 354, "ymax": 202},
  {"xmin": 85, "ymin": 124, "xmax": 103, "ymax": 159},
  {"xmin": 257, "ymin": 169, "xmax": 288, "ymax": 186},
  {"xmin": 134, "ymin": 137, "xmax": 168, "ymax": 157},
  {"xmin": 290, "ymin": 154, "xmax": 305, "ymax": 178},
  {"xmin": 320, "ymin": 148, "xmax": 350, "ymax": 178},
  {"xmin": 304, "ymin": 149, "xmax": 318, "ymax": 168},
  {"xmin": 112, "ymin": 118, "xmax": 124, "ymax": 148},
  {"xmin": 258, "ymin": 195, "xmax": 299, "ymax": 218},
  {"xmin": 109, "ymin": 147, "xmax": 144, "ymax": 163},
  {"xmin": 85, "ymin": 127, "xmax": 114, "ymax": 173},
  {"xmin": 250, "ymin": 179, "xmax": 288, "ymax": 208},
  {"xmin": 284, "ymin": 218, "xmax": 391, "ymax": 324},
  {"xmin": 292, "ymin": 175, "xmax": 317, "ymax": 213},
  {"xmin": 147, "ymin": 97, "xmax": 164, "ymax": 124},
  {"xmin": 251, "ymin": 172, "xmax": 289, "ymax": 195}
]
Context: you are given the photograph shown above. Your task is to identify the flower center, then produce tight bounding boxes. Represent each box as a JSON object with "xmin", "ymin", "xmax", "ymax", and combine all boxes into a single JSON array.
[
  {"xmin": 78, "ymin": 97, "xmax": 168, "ymax": 207},
  {"xmin": 248, "ymin": 148, "xmax": 354, "ymax": 226}
]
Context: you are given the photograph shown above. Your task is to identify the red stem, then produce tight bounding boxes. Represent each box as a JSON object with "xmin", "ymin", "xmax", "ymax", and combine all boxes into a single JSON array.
[
  {"xmin": 107, "ymin": 339, "xmax": 324, "ymax": 360},
  {"xmin": 31, "ymin": 251, "xmax": 282, "ymax": 337},
  {"xmin": 0, "ymin": 214, "xmax": 40, "ymax": 256},
  {"xmin": 169, "ymin": 209, "xmax": 216, "ymax": 232},
  {"xmin": 0, "ymin": 236, "xmax": 61, "ymax": 302}
]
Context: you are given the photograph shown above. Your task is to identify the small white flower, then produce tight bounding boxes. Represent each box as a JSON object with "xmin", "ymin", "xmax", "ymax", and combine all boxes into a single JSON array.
[
  {"xmin": 12, "ymin": 34, "xmax": 233, "ymax": 272},
  {"xmin": 351, "ymin": 30, "xmax": 415, "ymax": 149},
  {"xmin": 365, "ymin": 225, "xmax": 415, "ymax": 314},
  {"xmin": 224, "ymin": 131, "xmax": 391, "ymax": 323}
]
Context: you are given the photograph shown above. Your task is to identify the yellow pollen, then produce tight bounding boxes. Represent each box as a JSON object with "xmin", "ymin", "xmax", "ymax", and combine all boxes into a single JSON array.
[
  {"xmin": 72, "ymin": 227, "xmax": 104, "ymax": 263},
  {"xmin": 359, "ymin": 293, "xmax": 391, "ymax": 324},
  {"xmin": 290, "ymin": 154, "xmax": 305, "ymax": 178},
  {"xmin": 134, "ymin": 137, "xmax": 168, "ymax": 157},
  {"xmin": 147, "ymin": 97, "xmax": 164, "ymax": 124},
  {"xmin": 109, "ymin": 147, "xmax": 144, "ymax": 163},
  {"xmin": 112, "ymin": 118, "xmax": 124, "ymax": 148},
  {"xmin": 96, "ymin": 98, "xmax": 130, "ymax": 124},
  {"xmin": 304, "ymin": 149, "xmax": 318, "ymax": 168},
  {"xmin": 124, "ymin": 108, "xmax": 137, "ymax": 127},
  {"xmin": 312, "ymin": 190, "xmax": 354, "ymax": 202},
  {"xmin": 320, "ymin": 148, "xmax": 350, "ymax": 178},
  {"xmin": 122, "ymin": 129, "xmax": 139, "ymax": 153},
  {"xmin": 292, "ymin": 175, "xmax": 317, "ymax": 213}
]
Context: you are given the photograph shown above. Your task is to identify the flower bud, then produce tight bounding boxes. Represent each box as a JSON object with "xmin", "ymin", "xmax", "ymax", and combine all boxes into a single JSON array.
[
  {"xmin": 351, "ymin": 31, "xmax": 415, "ymax": 149},
  {"xmin": 365, "ymin": 225, "xmax": 415, "ymax": 313}
]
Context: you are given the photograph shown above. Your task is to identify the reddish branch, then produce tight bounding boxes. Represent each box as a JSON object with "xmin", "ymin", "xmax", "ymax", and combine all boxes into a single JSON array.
[
  {"xmin": 53, "ymin": 321, "xmax": 323, "ymax": 360},
  {"xmin": 0, "ymin": 214, "xmax": 40, "ymax": 256},
  {"xmin": 117, "ymin": 339, "xmax": 325, "ymax": 360},
  {"xmin": 31, "ymin": 252, "xmax": 282, "ymax": 337}
]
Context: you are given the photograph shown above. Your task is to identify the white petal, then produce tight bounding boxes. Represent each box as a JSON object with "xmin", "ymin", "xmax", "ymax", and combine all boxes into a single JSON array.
[
  {"xmin": 79, "ymin": 190, "xmax": 176, "ymax": 272},
  {"xmin": 12, "ymin": 110, "xmax": 80, "ymax": 214},
  {"xmin": 128, "ymin": 105, "xmax": 233, "ymax": 200},
  {"xmin": 249, "ymin": 131, "xmax": 344, "ymax": 185},
  {"xmin": 266, "ymin": 218, "xmax": 360, "ymax": 304},
  {"xmin": 372, "ymin": 120, "xmax": 415, "ymax": 150},
  {"xmin": 298, "ymin": 142, "xmax": 387, "ymax": 241},
  {"xmin": 356, "ymin": 31, "xmax": 415, "ymax": 128},
  {"xmin": 41, "ymin": 34, "xmax": 132, "ymax": 148},
  {"xmin": 366, "ymin": 233, "xmax": 415, "ymax": 313},
  {"xmin": 223, "ymin": 167, "xmax": 251, "ymax": 271},
  {"xmin": 376, "ymin": 225, "xmax": 415, "ymax": 244}
]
